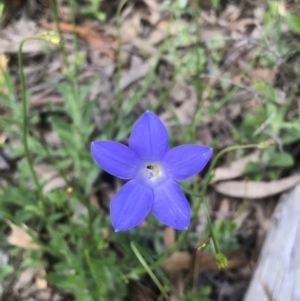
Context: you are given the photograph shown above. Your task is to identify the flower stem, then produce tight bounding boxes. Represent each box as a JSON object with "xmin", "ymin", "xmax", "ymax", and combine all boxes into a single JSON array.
[
  {"xmin": 131, "ymin": 242, "xmax": 172, "ymax": 301},
  {"xmin": 199, "ymin": 144, "xmax": 258, "ymax": 200},
  {"xmin": 188, "ymin": 142, "xmax": 274, "ymax": 255},
  {"xmin": 49, "ymin": 0, "xmax": 68, "ymax": 68},
  {"xmin": 107, "ymin": 0, "xmax": 127, "ymax": 138},
  {"xmin": 192, "ymin": 144, "xmax": 259, "ymax": 254},
  {"xmin": 184, "ymin": 187, "xmax": 220, "ymax": 253},
  {"xmin": 190, "ymin": 0, "xmax": 203, "ymax": 141},
  {"xmin": 18, "ymin": 38, "xmax": 45, "ymax": 213},
  {"xmin": 157, "ymin": 141, "xmax": 274, "ymax": 264}
]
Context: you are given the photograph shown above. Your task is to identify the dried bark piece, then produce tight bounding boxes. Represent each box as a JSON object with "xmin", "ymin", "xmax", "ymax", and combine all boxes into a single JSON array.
[{"xmin": 244, "ymin": 185, "xmax": 300, "ymax": 301}]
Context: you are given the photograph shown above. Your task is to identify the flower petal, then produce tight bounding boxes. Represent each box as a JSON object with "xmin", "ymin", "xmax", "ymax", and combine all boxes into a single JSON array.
[
  {"xmin": 91, "ymin": 141, "xmax": 142, "ymax": 179},
  {"xmin": 152, "ymin": 180, "xmax": 190, "ymax": 230},
  {"xmin": 110, "ymin": 179, "xmax": 153, "ymax": 231},
  {"xmin": 129, "ymin": 111, "xmax": 169, "ymax": 161},
  {"xmin": 162, "ymin": 145, "xmax": 212, "ymax": 180}
]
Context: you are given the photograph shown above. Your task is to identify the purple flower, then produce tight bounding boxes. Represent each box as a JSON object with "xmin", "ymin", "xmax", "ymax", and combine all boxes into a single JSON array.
[{"xmin": 91, "ymin": 111, "xmax": 212, "ymax": 231}]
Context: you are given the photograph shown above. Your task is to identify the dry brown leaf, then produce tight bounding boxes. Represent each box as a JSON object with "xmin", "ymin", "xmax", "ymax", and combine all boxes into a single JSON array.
[
  {"xmin": 249, "ymin": 68, "xmax": 275, "ymax": 83},
  {"xmin": 34, "ymin": 163, "xmax": 66, "ymax": 192},
  {"xmin": 196, "ymin": 250, "xmax": 247, "ymax": 274},
  {"xmin": 14, "ymin": 267, "xmax": 49, "ymax": 298},
  {"xmin": 30, "ymin": 95, "xmax": 64, "ymax": 108},
  {"xmin": 230, "ymin": 18, "xmax": 256, "ymax": 33},
  {"xmin": 160, "ymin": 85, "xmax": 197, "ymax": 127},
  {"xmin": 142, "ymin": 0, "xmax": 161, "ymax": 25},
  {"xmin": 7, "ymin": 222, "xmax": 40, "ymax": 250},
  {"xmin": 43, "ymin": 176, "xmax": 66, "ymax": 192},
  {"xmin": 147, "ymin": 21, "xmax": 168, "ymax": 46},
  {"xmin": 120, "ymin": 10, "xmax": 142, "ymax": 41},
  {"xmin": 162, "ymin": 250, "xmax": 246, "ymax": 273},
  {"xmin": 119, "ymin": 59, "xmax": 153, "ymax": 91},
  {"xmin": 162, "ymin": 252, "xmax": 192, "ymax": 271},
  {"xmin": 34, "ymin": 163, "xmax": 57, "ymax": 180},
  {"xmin": 40, "ymin": 20, "xmax": 118, "ymax": 58},
  {"xmin": 210, "ymin": 151, "xmax": 260, "ymax": 184},
  {"xmin": 14, "ymin": 268, "xmax": 36, "ymax": 291},
  {"xmin": 168, "ymin": 81, "xmax": 190, "ymax": 105},
  {"xmin": 0, "ymin": 18, "xmax": 45, "ymax": 54},
  {"xmin": 214, "ymin": 175, "xmax": 300, "ymax": 199},
  {"xmin": 220, "ymin": 4, "xmax": 241, "ymax": 24}
]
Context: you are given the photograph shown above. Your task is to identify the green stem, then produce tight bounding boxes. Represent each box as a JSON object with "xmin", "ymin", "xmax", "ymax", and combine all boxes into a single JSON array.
[
  {"xmin": 192, "ymin": 144, "xmax": 259, "ymax": 254},
  {"xmin": 107, "ymin": 0, "xmax": 127, "ymax": 138},
  {"xmin": 199, "ymin": 144, "xmax": 258, "ymax": 199},
  {"xmin": 134, "ymin": 242, "xmax": 183, "ymax": 301},
  {"xmin": 128, "ymin": 140, "xmax": 274, "ymax": 279},
  {"xmin": 204, "ymin": 142, "xmax": 273, "ymax": 244},
  {"xmin": 84, "ymin": 248, "xmax": 104, "ymax": 300},
  {"xmin": 184, "ymin": 188, "xmax": 219, "ymax": 254},
  {"xmin": 18, "ymin": 38, "xmax": 45, "ymax": 213},
  {"xmin": 67, "ymin": 0, "xmax": 80, "ymax": 100},
  {"xmin": 49, "ymin": 0, "xmax": 68, "ymax": 68},
  {"xmin": 67, "ymin": 0, "xmax": 79, "ymax": 55},
  {"xmin": 157, "ymin": 143, "xmax": 260, "ymax": 263},
  {"xmin": 131, "ymin": 242, "xmax": 171, "ymax": 301},
  {"xmin": 190, "ymin": 0, "xmax": 203, "ymax": 140}
]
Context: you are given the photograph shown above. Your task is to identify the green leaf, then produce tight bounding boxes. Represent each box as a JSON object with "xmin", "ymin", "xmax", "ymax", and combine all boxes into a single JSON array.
[
  {"xmin": 0, "ymin": 4, "xmax": 4, "ymax": 17},
  {"xmin": 286, "ymin": 14, "xmax": 300, "ymax": 35},
  {"xmin": 0, "ymin": 264, "xmax": 13, "ymax": 279},
  {"xmin": 281, "ymin": 127, "xmax": 300, "ymax": 144},
  {"xmin": 268, "ymin": 151, "xmax": 294, "ymax": 168},
  {"xmin": 49, "ymin": 116, "xmax": 75, "ymax": 149}
]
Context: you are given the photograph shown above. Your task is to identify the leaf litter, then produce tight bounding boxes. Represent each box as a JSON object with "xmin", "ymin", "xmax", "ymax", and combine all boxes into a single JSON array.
[
  {"xmin": 1, "ymin": 0, "xmax": 300, "ymax": 300},
  {"xmin": 214, "ymin": 174, "xmax": 300, "ymax": 199}
]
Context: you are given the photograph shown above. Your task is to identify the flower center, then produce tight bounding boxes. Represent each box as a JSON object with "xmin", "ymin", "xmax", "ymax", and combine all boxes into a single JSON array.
[{"xmin": 145, "ymin": 163, "xmax": 160, "ymax": 180}]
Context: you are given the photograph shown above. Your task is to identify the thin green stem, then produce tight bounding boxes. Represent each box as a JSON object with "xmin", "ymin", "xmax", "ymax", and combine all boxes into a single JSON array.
[
  {"xmin": 131, "ymin": 242, "xmax": 171, "ymax": 301},
  {"xmin": 65, "ymin": 0, "xmax": 80, "ymax": 118},
  {"xmin": 107, "ymin": 0, "xmax": 127, "ymax": 138},
  {"xmin": 190, "ymin": 144, "xmax": 259, "ymax": 254},
  {"xmin": 190, "ymin": 0, "xmax": 203, "ymax": 140},
  {"xmin": 114, "ymin": 0, "xmax": 124, "ymax": 108},
  {"xmin": 67, "ymin": 0, "xmax": 79, "ymax": 55},
  {"xmin": 204, "ymin": 200, "xmax": 219, "ymax": 253},
  {"xmin": 84, "ymin": 248, "xmax": 104, "ymax": 300},
  {"xmin": 156, "ymin": 143, "xmax": 265, "ymax": 264},
  {"xmin": 18, "ymin": 38, "xmax": 45, "ymax": 213},
  {"xmin": 133, "ymin": 242, "xmax": 183, "ymax": 301},
  {"xmin": 199, "ymin": 144, "xmax": 258, "ymax": 199},
  {"xmin": 49, "ymin": 0, "xmax": 68, "ymax": 68}
]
